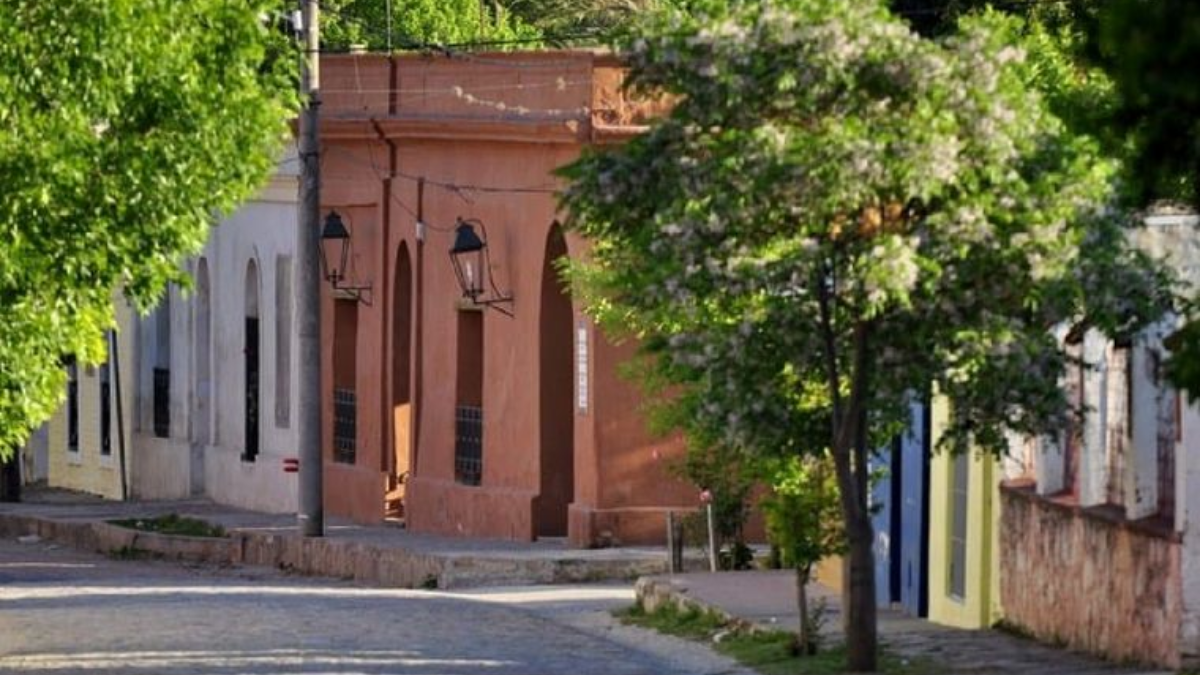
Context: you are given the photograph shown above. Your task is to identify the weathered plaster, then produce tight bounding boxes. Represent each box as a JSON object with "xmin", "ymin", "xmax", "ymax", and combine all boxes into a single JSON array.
[{"xmin": 1000, "ymin": 487, "xmax": 1181, "ymax": 668}]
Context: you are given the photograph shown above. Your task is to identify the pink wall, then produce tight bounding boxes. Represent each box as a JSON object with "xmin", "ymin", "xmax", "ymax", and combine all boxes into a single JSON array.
[
  {"xmin": 1000, "ymin": 485, "xmax": 1182, "ymax": 668},
  {"xmin": 318, "ymin": 52, "xmax": 695, "ymax": 545}
]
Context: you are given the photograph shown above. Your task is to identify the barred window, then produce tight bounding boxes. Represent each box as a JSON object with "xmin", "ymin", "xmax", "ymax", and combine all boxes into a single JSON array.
[
  {"xmin": 455, "ymin": 310, "xmax": 483, "ymax": 486},
  {"xmin": 333, "ymin": 388, "xmax": 357, "ymax": 464},
  {"xmin": 66, "ymin": 359, "xmax": 79, "ymax": 453},
  {"xmin": 332, "ymin": 299, "xmax": 358, "ymax": 464},
  {"xmin": 455, "ymin": 406, "xmax": 482, "ymax": 486}
]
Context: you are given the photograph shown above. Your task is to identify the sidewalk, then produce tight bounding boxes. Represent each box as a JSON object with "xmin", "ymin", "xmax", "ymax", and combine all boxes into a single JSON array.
[
  {"xmin": 636, "ymin": 571, "xmax": 1173, "ymax": 675},
  {"xmin": 0, "ymin": 487, "xmax": 678, "ymax": 589}
]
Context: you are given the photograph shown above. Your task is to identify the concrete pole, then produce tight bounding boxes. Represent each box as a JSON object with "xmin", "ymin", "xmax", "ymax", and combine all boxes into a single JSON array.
[{"xmin": 297, "ymin": 0, "xmax": 324, "ymax": 537}]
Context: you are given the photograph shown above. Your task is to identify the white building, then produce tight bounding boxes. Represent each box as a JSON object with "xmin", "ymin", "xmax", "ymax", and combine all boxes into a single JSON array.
[
  {"xmin": 130, "ymin": 155, "xmax": 302, "ymax": 513},
  {"xmin": 998, "ymin": 212, "xmax": 1200, "ymax": 669}
]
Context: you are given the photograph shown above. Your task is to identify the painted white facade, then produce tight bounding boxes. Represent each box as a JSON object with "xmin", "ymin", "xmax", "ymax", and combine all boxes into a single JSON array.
[
  {"xmin": 1004, "ymin": 213, "xmax": 1200, "ymax": 664},
  {"xmin": 129, "ymin": 156, "xmax": 302, "ymax": 513}
]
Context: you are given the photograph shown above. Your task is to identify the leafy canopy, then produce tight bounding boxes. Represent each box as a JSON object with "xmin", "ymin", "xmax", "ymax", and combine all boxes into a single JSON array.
[
  {"xmin": 321, "ymin": 0, "xmax": 540, "ymax": 50},
  {"xmin": 561, "ymin": 3, "xmax": 1170, "ymax": 666},
  {"xmin": 319, "ymin": 0, "xmax": 679, "ymax": 51},
  {"xmin": 0, "ymin": 0, "xmax": 297, "ymax": 455},
  {"xmin": 563, "ymin": 0, "xmax": 1167, "ymax": 461}
]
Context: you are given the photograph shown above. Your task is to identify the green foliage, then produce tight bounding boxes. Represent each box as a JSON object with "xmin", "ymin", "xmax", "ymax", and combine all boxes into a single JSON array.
[
  {"xmin": 718, "ymin": 633, "xmax": 944, "ymax": 675},
  {"xmin": 617, "ymin": 602, "xmax": 728, "ymax": 640},
  {"xmin": 109, "ymin": 514, "xmax": 228, "ymax": 538},
  {"xmin": 1093, "ymin": 0, "xmax": 1200, "ymax": 206},
  {"xmin": 0, "ymin": 0, "xmax": 297, "ymax": 458},
  {"xmin": 560, "ymin": 1, "xmax": 1170, "ymax": 667},
  {"xmin": 321, "ymin": 0, "xmax": 540, "ymax": 50},
  {"xmin": 761, "ymin": 455, "xmax": 843, "ymax": 574},
  {"xmin": 560, "ymin": 0, "xmax": 1168, "ymax": 468},
  {"xmin": 673, "ymin": 443, "xmax": 754, "ymax": 564},
  {"xmin": 503, "ymin": 0, "xmax": 677, "ymax": 38},
  {"xmin": 620, "ymin": 602, "xmax": 944, "ymax": 675}
]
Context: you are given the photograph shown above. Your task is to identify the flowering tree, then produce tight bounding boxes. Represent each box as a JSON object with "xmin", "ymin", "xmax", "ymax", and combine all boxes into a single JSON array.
[{"xmin": 559, "ymin": 0, "xmax": 1169, "ymax": 670}]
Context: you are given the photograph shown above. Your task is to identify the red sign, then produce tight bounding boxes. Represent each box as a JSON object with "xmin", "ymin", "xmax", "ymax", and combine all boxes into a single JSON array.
[{"xmin": 283, "ymin": 457, "xmax": 300, "ymax": 473}]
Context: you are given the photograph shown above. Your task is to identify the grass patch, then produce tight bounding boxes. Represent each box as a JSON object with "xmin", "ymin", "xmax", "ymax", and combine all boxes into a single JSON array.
[
  {"xmin": 619, "ymin": 601, "xmax": 945, "ymax": 675},
  {"xmin": 617, "ymin": 601, "xmax": 727, "ymax": 640},
  {"xmin": 109, "ymin": 514, "xmax": 227, "ymax": 538}
]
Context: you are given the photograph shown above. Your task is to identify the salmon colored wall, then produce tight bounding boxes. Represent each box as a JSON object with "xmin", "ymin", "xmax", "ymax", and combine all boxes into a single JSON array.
[{"xmin": 319, "ymin": 53, "xmax": 697, "ymax": 545}]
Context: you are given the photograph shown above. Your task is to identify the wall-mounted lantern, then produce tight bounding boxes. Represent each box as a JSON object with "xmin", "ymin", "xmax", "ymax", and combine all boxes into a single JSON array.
[
  {"xmin": 449, "ymin": 217, "xmax": 512, "ymax": 316},
  {"xmin": 320, "ymin": 211, "xmax": 372, "ymax": 304}
]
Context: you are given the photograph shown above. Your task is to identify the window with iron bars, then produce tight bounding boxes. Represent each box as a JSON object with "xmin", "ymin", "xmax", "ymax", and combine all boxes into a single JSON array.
[
  {"xmin": 66, "ymin": 360, "xmax": 79, "ymax": 453},
  {"xmin": 333, "ymin": 388, "xmax": 356, "ymax": 464},
  {"xmin": 100, "ymin": 362, "xmax": 112, "ymax": 456},
  {"xmin": 455, "ymin": 405, "xmax": 483, "ymax": 486},
  {"xmin": 153, "ymin": 367, "xmax": 170, "ymax": 438}
]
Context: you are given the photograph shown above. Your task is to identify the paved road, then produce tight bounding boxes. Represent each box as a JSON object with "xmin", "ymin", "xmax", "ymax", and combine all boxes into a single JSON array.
[{"xmin": 0, "ymin": 538, "xmax": 751, "ymax": 675}]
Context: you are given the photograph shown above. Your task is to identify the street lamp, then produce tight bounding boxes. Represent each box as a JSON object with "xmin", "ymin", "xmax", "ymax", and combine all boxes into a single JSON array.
[
  {"xmin": 449, "ymin": 217, "xmax": 512, "ymax": 315},
  {"xmin": 320, "ymin": 211, "xmax": 371, "ymax": 304}
]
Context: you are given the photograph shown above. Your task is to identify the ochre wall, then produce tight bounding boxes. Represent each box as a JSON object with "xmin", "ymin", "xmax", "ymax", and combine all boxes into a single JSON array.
[
  {"xmin": 926, "ymin": 395, "xmax": 1002, "ymax": 629},
  {"xmin": 1000, "ymin": 486, "xmax": 1182, "ymax": 668},
  {"xmin": 318, "ymin": 53, "xmax": 696, "ymax": 544},
  {"xmin": 47, "ymin": 300, "xmax": 136, "ymax": 500}
]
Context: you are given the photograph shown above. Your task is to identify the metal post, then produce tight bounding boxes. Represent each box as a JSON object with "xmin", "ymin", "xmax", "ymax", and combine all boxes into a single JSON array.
[
  {"xmin": 706, "ymin": 502, "xmax": 718, "ymax": 573},
  {"xmin": 665, "ymin": 511, "xmax": 677, "ymax": 574},
  {"xmin": 110, "ymin": 329, "xmax": 128, "ymax": 501},
  {"xmin": 297, "ymin": 0, "xmax": 324, "ymax": 537}
]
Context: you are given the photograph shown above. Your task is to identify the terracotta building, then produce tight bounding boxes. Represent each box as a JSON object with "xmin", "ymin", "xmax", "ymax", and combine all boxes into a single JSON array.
[{"xmin": 317, "ymin": 51, "xmax": 696, "ymax": 546}]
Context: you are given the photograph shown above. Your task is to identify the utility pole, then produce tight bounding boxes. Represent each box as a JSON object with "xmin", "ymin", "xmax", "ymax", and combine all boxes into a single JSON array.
[{"xmin": 297, "ymin": 0, "xmax": 324, "ymax": 537}]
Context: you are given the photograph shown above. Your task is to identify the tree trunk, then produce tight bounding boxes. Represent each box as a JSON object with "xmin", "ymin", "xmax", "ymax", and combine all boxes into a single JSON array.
[
  {"xmin": 796, "ymin": 564, "xmax": 816, "ymax": 655},
  {"xmin": 817, "ymin": 276, "xmax": 878, "ymax": 672},
  {"xmin": 843, "ymin": 511, "xmax": 878, "ymax": 672}
]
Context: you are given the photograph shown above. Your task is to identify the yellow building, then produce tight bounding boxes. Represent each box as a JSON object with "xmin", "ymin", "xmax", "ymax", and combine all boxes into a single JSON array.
[
  {"xmin": 45, "ymin": 299, "xmax": 136, "ymax": 500},
  {"xmin": 926, "ymin": 395, "xmax": 1002, "ymax": 629}
]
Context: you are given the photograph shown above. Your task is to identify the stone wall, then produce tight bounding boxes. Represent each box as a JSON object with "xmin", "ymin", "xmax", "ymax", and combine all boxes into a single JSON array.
[{"xmin": 1000, "ymin": 485, "xmax": 1182, "ymax": 668}]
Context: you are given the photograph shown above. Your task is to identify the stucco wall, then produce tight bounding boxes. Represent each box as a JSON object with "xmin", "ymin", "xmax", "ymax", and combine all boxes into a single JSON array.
[
  {"xmin": 195, "ymin": 178, "xmax": 301, "ymax": 514},
  {"xmin": 320, "ymin": 53, "xmax": 697, "ymax": 543},
  {"xmin": 46, "ymin": 299, "xmax": 136, "ymax": 500},
  {"xmin": 926, "ymin": 395, "xmax": 1002, "ymax": 629},
  {"xmin": 1000, "ymin": 486, "xmax": 1182, "ymax": 668},
  {"xmin": 122, "ymin": 168, "xmax": 301, "ymax": 513}
]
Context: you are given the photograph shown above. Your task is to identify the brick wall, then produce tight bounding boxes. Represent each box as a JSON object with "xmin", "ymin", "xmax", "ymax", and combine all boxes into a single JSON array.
[{"xmin": 1000, "ymin": 485, "xmax": 1181, "ymax": 668}]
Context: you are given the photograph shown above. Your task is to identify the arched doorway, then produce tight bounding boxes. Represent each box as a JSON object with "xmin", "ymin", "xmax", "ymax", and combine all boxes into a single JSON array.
[
  {"xmin": 387, "ymin": 244, "xmax": 413, "ymax": 518},
  {"xmin": 190, "ymin": 258, "xmax": 211, "ymax": 495},
  {"xmin": 536, "ymin": 225, "xmax": 575, "ymax": 538}
]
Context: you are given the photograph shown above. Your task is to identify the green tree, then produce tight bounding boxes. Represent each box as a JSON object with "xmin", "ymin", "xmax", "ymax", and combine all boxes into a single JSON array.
[
  {"xmin": 0, "ymin": 0, "xmax": 297, "ymax": 457},
  {"xmin": 762, "ymin": 453, "xmax": 843, "ymax": 655},
  {"xmin": 1091, "ymin": 0, "xmax": 1200, "ymax": 206},
  {"xmin": 320, "ymin": 0, "xmax": 540, "ymax": 50},
  {"xmin": 503, "ymin": 0, "xmax": 675, "ymax": 38},
  {"xmin": 559, "ymin": 1, "xmax": 1169, "ymax": 670}
]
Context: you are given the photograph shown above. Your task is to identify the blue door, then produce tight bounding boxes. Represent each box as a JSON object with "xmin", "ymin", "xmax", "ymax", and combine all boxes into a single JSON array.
[
  {"xmin": 872, "ymin": 399, "xmax": 930, "ymax": 616},
  {"xmin": 870, "ymin": 442, "xmax": 895, "ymax": 608},
  {"xmin": 899, "ymin": 399, "xmax": 930, "ymax": 617}
]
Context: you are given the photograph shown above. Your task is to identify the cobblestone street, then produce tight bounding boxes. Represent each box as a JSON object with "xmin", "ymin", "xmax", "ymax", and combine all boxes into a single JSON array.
[{"xmin": 0, "ymin": 538, "xmax": 751, "ymax": 675}]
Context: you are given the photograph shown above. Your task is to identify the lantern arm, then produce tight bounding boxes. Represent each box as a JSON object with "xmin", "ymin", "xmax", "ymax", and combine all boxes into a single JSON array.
[
  {"xmin": 449, "ymin": 217, "xmax": 513, "ymax": 316},
  {"xmin": 321, "ymin": 210, "xmax": 372, "ymax": 305}
]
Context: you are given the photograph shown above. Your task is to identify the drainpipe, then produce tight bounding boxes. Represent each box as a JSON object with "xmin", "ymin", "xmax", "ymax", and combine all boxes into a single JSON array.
[
  {"xmin": 111, "ymin": 328, "xmax": 128, "ymax": 501},
  {"xmin": 413, "ymin": 177, "xmax": 425, "ymax": 478},
  {"xmin": 373, "ymin": 54, "xmax": 399, "ymax": 479}
]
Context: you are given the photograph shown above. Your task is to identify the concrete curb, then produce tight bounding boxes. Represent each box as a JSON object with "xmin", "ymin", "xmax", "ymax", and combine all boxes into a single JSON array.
[{"xmin": 0, "ymin": 512, "xmax": 665, "ymax": 589}]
